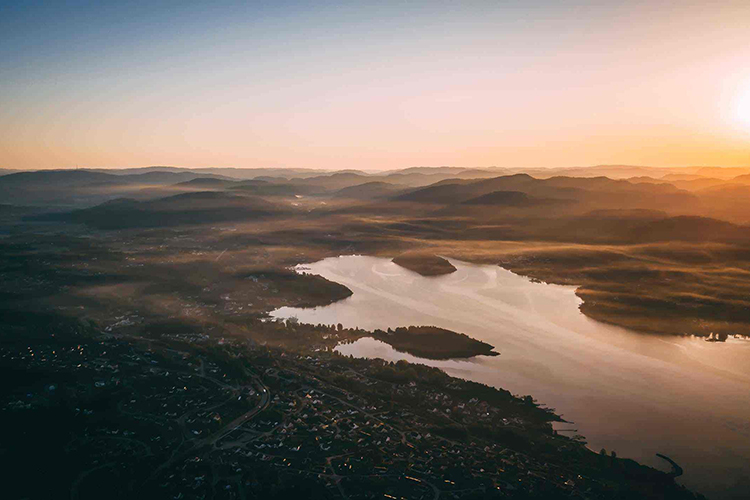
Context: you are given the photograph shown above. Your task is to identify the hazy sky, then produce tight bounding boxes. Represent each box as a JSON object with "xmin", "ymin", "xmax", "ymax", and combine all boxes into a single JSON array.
[{"xmin": 2, "ymin": 0, "xmax": 750, "ymax": 170}]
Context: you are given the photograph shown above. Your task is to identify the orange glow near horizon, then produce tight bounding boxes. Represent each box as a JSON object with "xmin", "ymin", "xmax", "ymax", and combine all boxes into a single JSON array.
[{"xmin": 1, "ymin": 1, "xmax": 749, "ymax": 171}]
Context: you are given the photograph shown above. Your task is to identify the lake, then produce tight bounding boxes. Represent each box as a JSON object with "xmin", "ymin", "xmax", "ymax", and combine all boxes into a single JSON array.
[{"xmin": 270, "ymin": 255, "xmax": 750, "ymax": 499}]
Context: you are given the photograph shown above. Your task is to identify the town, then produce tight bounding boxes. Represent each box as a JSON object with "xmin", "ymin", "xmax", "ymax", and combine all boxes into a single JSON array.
[{"xmin": 1, "ymin": 317, "xmax": 700, "ymax": 499}]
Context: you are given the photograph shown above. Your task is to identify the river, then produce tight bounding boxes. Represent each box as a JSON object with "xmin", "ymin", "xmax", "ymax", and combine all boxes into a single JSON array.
[{"xmin": 270, "ymin": 255, "xmax": 750, "ymax": 499}]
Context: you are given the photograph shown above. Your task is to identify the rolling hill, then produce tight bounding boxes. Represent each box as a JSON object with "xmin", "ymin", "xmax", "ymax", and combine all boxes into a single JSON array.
[{"xmin": 33, "ymin": 191, "xmax": 289, "ymax": 229}]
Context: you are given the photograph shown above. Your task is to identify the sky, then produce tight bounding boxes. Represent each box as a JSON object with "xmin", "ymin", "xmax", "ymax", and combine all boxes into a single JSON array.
[{"xmin": 1, "ymin": 0, "xmax": 750, "ymax": 171}]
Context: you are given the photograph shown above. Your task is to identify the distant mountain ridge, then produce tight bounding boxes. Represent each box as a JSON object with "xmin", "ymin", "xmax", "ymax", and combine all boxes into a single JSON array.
[
  {"xmin": 393, "ymin": 173, "xmax": 697, "ymax": 213},
  {"xmin": 5, "ymin": 165, "xmax": 750, "ymax": 224}
]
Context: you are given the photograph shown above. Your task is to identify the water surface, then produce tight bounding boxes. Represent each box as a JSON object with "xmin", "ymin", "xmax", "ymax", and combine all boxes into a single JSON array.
[{"xmin": 271, "ymin": 255, "xmax": 750, "ymax": 499}]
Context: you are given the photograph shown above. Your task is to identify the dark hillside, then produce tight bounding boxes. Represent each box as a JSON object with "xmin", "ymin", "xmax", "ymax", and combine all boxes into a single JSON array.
[
  {"xmin": 32, "ymin": 191, "xmax": 289, "ymax": 229},
  {"xmin": 630, "ymin": 216, "xmax": 750, "ymax": 243},
  {"xmin": 462, "ymin": 190, "xmax": 544, "ymax": 206},
  {"xmin": 394, "ymin": 174, "xmax": 699, "ymax": 213},
  {"xmin": 334, "ymin": 181, "xmax": 401, "ymax": 199}
]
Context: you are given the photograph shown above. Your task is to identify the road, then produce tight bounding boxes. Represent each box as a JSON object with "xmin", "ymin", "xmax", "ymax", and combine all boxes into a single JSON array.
[
  {"xmin": 204, "ymin": 376, "xmax": 270, "ymax": 446},
  {"xmin": 146, "ymin": 370, "xmax": 270, "ymax": 482}
]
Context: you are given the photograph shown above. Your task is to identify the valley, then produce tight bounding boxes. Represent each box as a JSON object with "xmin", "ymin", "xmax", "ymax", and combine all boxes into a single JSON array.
[{"xmin": 3, "ymin": 165, "xmax": 750, "ymax": 499}]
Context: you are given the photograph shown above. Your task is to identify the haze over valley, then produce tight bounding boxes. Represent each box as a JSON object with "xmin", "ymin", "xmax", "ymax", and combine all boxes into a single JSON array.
[
  {"xmin": 3, "ymin": 163, "xmax": 750, "ymax": 499},
  {"xmin": 3, "ymin": 1, "xmax": 750, "ymax": 499}
]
